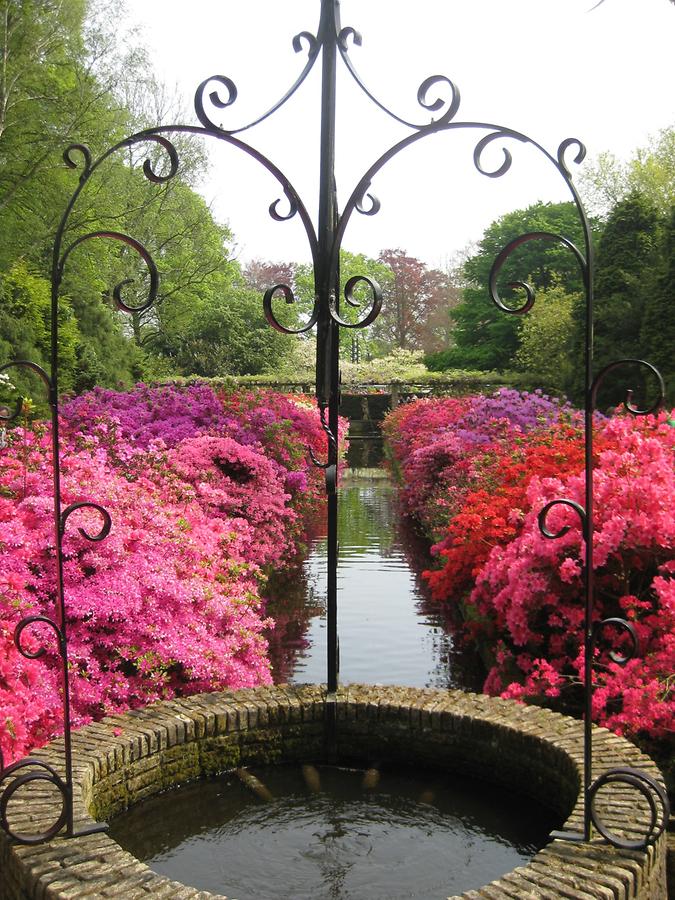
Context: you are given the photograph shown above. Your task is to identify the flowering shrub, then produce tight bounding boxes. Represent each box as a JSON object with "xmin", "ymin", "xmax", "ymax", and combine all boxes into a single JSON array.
[
  {"xmin": 166, "ymin": 435, "xmax": 296, "ymax": 567},
  {"xmin": 1, "ymin": 384, "xmax": 336, "ymax": 763},
  {"xmin": 62, "ymin": 382, "xmax": 226, "ymax": 450},
  {"xmin": 215, "ymin": 388, "xmax": 340, "ymax": 520},
  {"xmin": 425, "ymin": 423, "xmax": 592, "ymax": 604},
  {"xmin": 62, "ymin": 383, "xmax": 337, "ymax": 525},
  {"xmin": 384, "ymin": 392, "xmax": 674, "ymax": 742},
  {"xmin": 0, "ymin": 620, "xmax": 62, "ymax": 763},
  {"xmin": 473, "ymin": 411, "xmax": 674, "ymax": 740},
  {"xmin": 383, "ymin": 389, "xmax": 578, "ymax": 535}
]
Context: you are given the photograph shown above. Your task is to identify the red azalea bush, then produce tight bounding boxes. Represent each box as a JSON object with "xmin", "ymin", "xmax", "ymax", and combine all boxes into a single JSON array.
[
  {"xmin": 384, "ymin": 392, "xmax": 674, "ymax": 742},
  {"xmin": 425, "ymin": 423, "xmax": 594, "ymax": 604},
  {"xmin": 0, "ymin": 384, "xmax": 336, "ymax": 764}
]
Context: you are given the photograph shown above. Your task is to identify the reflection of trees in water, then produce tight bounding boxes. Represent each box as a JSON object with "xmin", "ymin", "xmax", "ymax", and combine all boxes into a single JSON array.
[
  {"xmin": 395, "ymin": 508, "xmax": 486, "ymax": 693},
  {"xmin": 265, "ymin": 478, "xmax": 486, "ymax": 692},
  {"xmin": 264, "ymin": 560, "xmax": 325, "ymax": 685},
  {"xmin": 338, "ymin": 480, "xmax": 398, "ymax": 558},
  {"xmin": 346, "ymin": 436, "xmax": 384, "ymax": 469}
]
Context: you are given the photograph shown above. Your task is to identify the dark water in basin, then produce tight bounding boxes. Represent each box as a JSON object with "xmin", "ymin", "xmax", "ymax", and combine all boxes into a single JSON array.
[
  {"xmin": 265, "ymin": 475, "xmax": 483, "ymax": 691},
  {"xmin": 110, "ymin": 763, "xmax": 559, "ymax": 899}
]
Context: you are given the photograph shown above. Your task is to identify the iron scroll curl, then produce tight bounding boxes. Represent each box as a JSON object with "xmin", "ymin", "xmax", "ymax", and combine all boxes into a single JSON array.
[
  {"xmin": 328, "ymin": 276, "xmax": 383, "ymax": 329},
  {"xmin": 0, "ymin": 619, "xmax": 69, "ymax": 844},
  {"xmin": 60, "ymin": 502, "xmax": 112, "ymax": 543},
  {"xmin": 59, "ymin": 232, "xmax": 159, "ymax": 314},
  {"xmin": 0, "ymin": 758, "xmax": 69, "ymax": 845},
  {"xmin": 557, "ymin": 138, "xmax": 587, "ymax": 177},
  {"xmin": 591, "ymin": 617, "xmax": 639, "ymax": 666},
  {"xmin": 193, "ymin": 27, "xmax": 320, "ymax": 136},
  {"xmin": 337, "ymin": 24, "xmax": 461, "ymax": 130},
  {"xmin": 488, "ymin": 232, "xmax": 587, "ymax": 315},
  {"xmin": 537, "ymin": 499, "xmax": 588, "ymax": 542},
  {"xmin": 590, "ymin": 358, "xmax": 665, "ymax": 416},
  {"xmin": 473, "ymin": 130, "xmax": 529, "ymax": 179},
  {"xmin": 588, "ymin": 767, "xmax": 669, "ymax": 850},
  {"xmin": 263, "ymin": 284, "xmax": 319, "ymax": 335},
  {"xmin": 63, "ymin": 144, "xmax": 92, "ymax": 179},
  {"xmin": 354, "ymin": 182, "xmax": 381, "ymax": 217}
]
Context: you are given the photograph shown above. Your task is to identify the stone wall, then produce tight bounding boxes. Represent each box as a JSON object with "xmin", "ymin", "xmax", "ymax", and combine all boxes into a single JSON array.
[{"xmin": 0, "ymin": 685, "xmax": 668, "ymax": 899}]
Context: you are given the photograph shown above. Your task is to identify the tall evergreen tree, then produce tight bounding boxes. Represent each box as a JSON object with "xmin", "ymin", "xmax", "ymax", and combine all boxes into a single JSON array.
[
  {"xmin": 567, "ymin": 192, "xmax": 663, "ymax": 407},
  {"xmin": 640, "ymin": 203, "xmax": 675, "ymax": 404}
]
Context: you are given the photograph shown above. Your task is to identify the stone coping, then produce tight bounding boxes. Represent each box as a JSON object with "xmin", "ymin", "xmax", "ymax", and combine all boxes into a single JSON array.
[{"xmin": 0, "ymin": 685, "xmax": 667, "ymax": 899}]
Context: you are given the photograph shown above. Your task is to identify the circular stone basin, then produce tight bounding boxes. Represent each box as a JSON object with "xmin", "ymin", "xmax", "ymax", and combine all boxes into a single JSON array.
[
  {"xmin": 109, "ymin": 763, "xmax": 560, "ymax": 899},
  {"xmin": 0, "ymin": 685, "xmax": 668, "ymax": 899}
]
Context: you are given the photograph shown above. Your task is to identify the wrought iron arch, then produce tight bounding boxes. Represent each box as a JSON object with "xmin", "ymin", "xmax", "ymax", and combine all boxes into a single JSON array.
[{"xmin": 0, "ymin": 0, "xmax": 668, "ymax": 852}]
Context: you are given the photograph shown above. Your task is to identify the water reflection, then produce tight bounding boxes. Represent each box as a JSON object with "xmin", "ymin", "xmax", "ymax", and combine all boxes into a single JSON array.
[
  {"xmin": 265, "ymin": 476, "xmax": 483, "ymax": 691},
  {"xmin": 110, "ymin": 763, "xmax": 557, "ymax": 900}
]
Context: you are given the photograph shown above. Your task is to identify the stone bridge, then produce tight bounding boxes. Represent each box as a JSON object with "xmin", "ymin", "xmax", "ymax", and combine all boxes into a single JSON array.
[{"xmin": 236, "ymin": 379, "xmax": 515, "ymax": 467}]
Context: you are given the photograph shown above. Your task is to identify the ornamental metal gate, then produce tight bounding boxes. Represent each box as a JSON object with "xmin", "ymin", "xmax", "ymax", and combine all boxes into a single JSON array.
[{"xmin": 0, "ymin": 0, "xmax": 669, "ymax": 852}]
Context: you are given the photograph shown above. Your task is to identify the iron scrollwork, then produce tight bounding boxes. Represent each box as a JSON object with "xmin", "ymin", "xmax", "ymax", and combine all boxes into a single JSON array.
[
  {"xmin": 0, "ymin": 366, "xmax": 113, "ymax": 843},
  {"xmin": 493, "ymin": 223, "xmax": 669, "ymax": 852},
  {"xmin": 0, "ymin": 134, "xmax": 186, "ymax": 846},
  {"xmin": 0, "ymin": 12, "xmax": 326, "ymax": 845},
  {"xmin": 0, "ymin": 0, "xmax": 669, "ymax": 852}
]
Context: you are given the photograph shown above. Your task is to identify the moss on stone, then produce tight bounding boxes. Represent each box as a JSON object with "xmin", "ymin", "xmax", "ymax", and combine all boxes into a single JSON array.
[{"xmin": 199, "ymin": 736, "xmax": 241, "ymax": 775}]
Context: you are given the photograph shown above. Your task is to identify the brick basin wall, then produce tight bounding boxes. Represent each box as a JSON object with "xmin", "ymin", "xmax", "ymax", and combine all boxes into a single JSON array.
[{"xmin": 0, "ymin": 685, "xmax": 667, "ymax": 899}]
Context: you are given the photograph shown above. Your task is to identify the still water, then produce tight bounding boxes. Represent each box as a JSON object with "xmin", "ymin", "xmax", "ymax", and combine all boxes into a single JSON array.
[
  {"xmin": 110, "ymin": 764, "xmax": 558, "ymax": 900},
  {"xmin": 265, "ymin": 475, "xmax": 483, "ymax": 691}
]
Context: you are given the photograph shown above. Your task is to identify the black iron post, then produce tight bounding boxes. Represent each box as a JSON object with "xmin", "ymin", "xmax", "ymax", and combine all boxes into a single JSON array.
[
  {"xmin": 582, "ymin": 220, "xmax": 595, "ymax": 843},
  {"xmin": 315, "ymin": 0, "xmax": 341, "ymax": 697}
]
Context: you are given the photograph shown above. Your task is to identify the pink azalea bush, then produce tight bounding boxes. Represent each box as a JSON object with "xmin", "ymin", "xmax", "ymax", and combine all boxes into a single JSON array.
[
  {"xmin": 0, "ymin": 384, "xmax": 336, "ymax": 764},
  {"xmin": 384, "ymin": 392, "xmax": 674, "ymax": 743},
  {"xmin": 475, "ymin": 411, "xmax": 674, "ymax": 741}
]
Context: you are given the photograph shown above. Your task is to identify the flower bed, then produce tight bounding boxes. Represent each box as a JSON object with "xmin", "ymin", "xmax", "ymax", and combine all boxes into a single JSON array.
[
  {"xmin": 0, "ymin": 384, "xmax": 338, "ymax": 764},
  {"xmin": 383, "ymin": 391, "xmax": 674, "ymax": 748}
]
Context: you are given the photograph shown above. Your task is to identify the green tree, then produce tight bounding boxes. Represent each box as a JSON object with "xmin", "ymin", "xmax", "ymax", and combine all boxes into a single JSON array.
[
  {"xmin": 172, "ymin": 283, "xmax": 294, "ymax": 377},
  {"xmin": 446, "ymin": 202, "xmax": 589, "ymax": 372},
  {"xmin": 0, "ymin": 0, "xmax": 134, "ymax": 267},
  {"xmin": 0, "ymin": 262, "xmax": 80, "ymax": 401},
  {"xmin": 579, "ymin": 127, "xmax": 675, "ymax": 219},
  {"xmin": 0, "ymin": 0, "xmax": 153, "ymax": 391},
  {"xmin": 640, "ymin": 203, "xmax": 675, "ymax": 403},
  {"xmin": 0, "ymin": 0, "xmax": 262, "ymax": 390},
  {"xmin": 567, "ymin": 192, "xmax": 663, "ymax": 407},
  {"xmin": 514, "ymin": 283, "xmax": 579, "ymax": 392}
]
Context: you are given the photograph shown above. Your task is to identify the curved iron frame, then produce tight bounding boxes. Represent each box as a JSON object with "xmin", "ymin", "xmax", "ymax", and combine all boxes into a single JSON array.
[{"xmin": 0, "ymin": 0, "xmax": 669, "ymax": 851}]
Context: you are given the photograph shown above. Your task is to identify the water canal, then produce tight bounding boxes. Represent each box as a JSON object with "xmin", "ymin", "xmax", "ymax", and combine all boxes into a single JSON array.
[{"xmin": 265, "ymin": 472, "xmax": 484, "ymax": 693}]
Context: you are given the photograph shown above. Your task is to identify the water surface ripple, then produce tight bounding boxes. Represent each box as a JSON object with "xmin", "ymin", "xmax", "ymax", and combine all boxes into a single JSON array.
[{"xmin": 110, "ymin": 765, "xmax": 558, "ymax": 899}]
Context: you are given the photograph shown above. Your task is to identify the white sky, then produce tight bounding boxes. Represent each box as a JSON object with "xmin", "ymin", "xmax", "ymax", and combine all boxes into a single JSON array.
[{"xmin": 126, "ymin": 0, "xmax": 674, "ymax": 270}]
